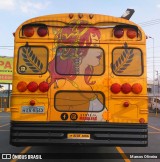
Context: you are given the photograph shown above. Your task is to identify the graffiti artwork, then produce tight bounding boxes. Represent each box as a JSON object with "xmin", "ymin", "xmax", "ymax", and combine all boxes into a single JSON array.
[{"xmin": 48, "ymin": 20, "xmax": 105, "ymax": 113}]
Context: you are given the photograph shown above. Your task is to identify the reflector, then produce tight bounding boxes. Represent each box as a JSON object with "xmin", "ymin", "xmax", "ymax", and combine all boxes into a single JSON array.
[
  {"xmin": 27, "ymin": 82, "xmax": 38, "ymax": 92},
  {"xmin": 123, "ymin": 101, "xmax": 129, "ymax": 107},
  {"xmin": 23, "ymin": 26, "xmax": 34, "ymax": 37},
  {"xmin": 39, "ymin": 81, "xmax": 49, "ymax": 92},
  {"xmin": 132, "ymin": 83, "xmax": 142, "ymax": 94},
  {"xmin": 110, "ymin": 83, "xmax": 121, "ymax": 94},
  {"xmin": 30, "ymin": 100, "xmax": 35, "ymax": 106},
  {"xmin": 127, "ymin": 28, "xmax": 137, "ymax": 39},
  {"xmin": 114, "ymin": 28, "xmax": 124, "ymax": 38},
  {"xmin": 17, "ymin": 81, "xmax": 27, "ymax": 92},
  {"xmin": 121, "ymin": 83, "xmax": 131, "ymax": 94},
  {"xmin": 139, "ymin": 118, "xmax": 145, "ymax": 123},
  {"xmin": 37, "ymin": 26, "xmax": 48, "ymax": 37}
]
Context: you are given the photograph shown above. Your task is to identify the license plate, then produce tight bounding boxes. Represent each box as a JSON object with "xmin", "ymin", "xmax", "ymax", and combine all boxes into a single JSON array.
[
  {"xmin": 22, "ymin": 106, "xmax": 44, "ymax": 113},
  {"xmin": 67, "ymin": 134, "xmax": 90, "ymax": 139}
]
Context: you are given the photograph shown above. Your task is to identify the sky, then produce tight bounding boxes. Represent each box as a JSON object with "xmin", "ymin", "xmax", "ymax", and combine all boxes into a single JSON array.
[{"xmin": 0, "ymin": 0, "xmax": 160, "ymax": 80}]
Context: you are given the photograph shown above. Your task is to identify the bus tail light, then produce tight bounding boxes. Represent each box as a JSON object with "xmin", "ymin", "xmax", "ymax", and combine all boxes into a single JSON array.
[
  {"xmin": 37, "ymin": 26, "xmax": 48, "ymax": 37},
  {"xmin": 139, "ymin": 118, "xmax": 145, "ymax": 123},
  {"xmin": 30, "ymin": 100, "xmax": 35, "ymax": 106},
  {"xmin": 127, "ymin": 28, "xmax": 137, "ymax": 39},
  {"xmin": 17, "ymin": 81, "xmax": 27, "ymax": 92},
  {"xmin": 132, "ymin": 83, "xmax": 142, "ymax": 94},
  {"xmin": 39, "ymin": 81, "xmax": 49, "ymax": 92},
  {"xmin": 23, "ymin": 26, "xmax": 34, "ymax": 37},
  {"xmin": 114, "ymin": 28, "xmax": 124, "ymax": 38},
  {"xmin": 123, "ymin": 101, "xmax": 129, "ymax": 107},
  {"xmin": 111, "ymin": 83, "xmax": 121, "ymax": 94},
  {"xmin": 121, "ymin": 83, "xmax": 132, "ymax": 94},
  {"xmin": 27, "ymin": 82, "xmax": 38, "ymax": 92}
]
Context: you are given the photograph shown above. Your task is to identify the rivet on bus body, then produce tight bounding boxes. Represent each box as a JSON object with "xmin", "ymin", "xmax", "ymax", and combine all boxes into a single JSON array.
[
  {"xmin": 69, "ymin": 13, "xmax": 74, "ymax": 19},
  {"xmin": 123, "ymin": 101, "xmax": 129, "ymax": 107},
  {"xmin": 78, "ymin": 13, "xmax": 83, "ymax": 19}
]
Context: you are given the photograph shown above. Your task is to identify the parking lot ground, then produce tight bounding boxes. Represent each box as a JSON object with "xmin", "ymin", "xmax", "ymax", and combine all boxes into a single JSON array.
[{"xmin": 0, "ymin": 112, "xmax": 160, "ymax": 162}]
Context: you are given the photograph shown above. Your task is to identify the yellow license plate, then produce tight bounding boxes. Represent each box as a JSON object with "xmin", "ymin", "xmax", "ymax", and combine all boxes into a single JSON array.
[{"xmin": 67, "ymin": 134, "xmax": 90, "ymax": 139}]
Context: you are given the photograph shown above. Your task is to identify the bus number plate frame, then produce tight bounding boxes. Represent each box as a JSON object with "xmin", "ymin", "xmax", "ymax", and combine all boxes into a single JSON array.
[
  {"xmin": 67, "ymin": 134, "xmax": 90, "ymax": 139},
  {"xmin": 21, "ymin": 106, "xmax": 45, "ymax": 113}
]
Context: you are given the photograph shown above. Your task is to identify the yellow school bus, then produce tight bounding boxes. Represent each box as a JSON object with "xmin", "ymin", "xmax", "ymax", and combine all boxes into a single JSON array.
[{"xmin": 10, "ymin": 13, "xmax": 148, "ymax": 146}]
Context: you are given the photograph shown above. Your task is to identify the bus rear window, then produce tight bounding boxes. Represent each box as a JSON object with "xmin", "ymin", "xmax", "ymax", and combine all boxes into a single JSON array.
[
  {"xmin": 55, "ymin": 47, "xmax": 104, "ymax": 75},
  {"xmin": 55, "ymin": 91, "xmax": 105, "ymax": 112},
  {"xmin": 17, "ymin": 46, "xmax": 48, "ymax": 74},
  {"xmin": 112, "ymin": 47, "xmax": 143, "ymax": 76}
]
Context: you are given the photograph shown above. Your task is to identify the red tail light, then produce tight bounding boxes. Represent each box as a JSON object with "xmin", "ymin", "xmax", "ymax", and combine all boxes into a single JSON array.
[
  {"xmin": 37, "ymin": 26, "xmax": 48, "ymax": 37},
  {"xmin": 23, "ymin": 26, "xmax": 34, "ymax": 37},
  {"xmin": 30, "ymin": 100, "xmax": 35, "ymax": 106},
  {"xmin": 132, "ymin": 83, "xmax": 142, "ymax": 94},
  {"xmin": 127, "ymin": 28, "xmax": 137, "ymax": 39},
  {"xmin": 27, "ymin": 82, "xmax": 38, "ymax": 92},
  {"xmin": 139, "ymin": 118, "xmax": 145, "ymax": 123},
  {"xmin": 121, "ymin": 83, "xmax": 131, "ymax": 94},
  {"xmin": 39, "ymin": 81, "xmax": 49, "ymax": 92},
  {"xmin": 114, "ymin": 28, "xmax": 124, "ymax": 38},
  {"xmin": 111, "ymin": 83, "xmax": 121, "ymax": 94},
  {"xmin": 123, "ymin": 101, "xmax": 129, "ymax": 107},
  {"xmin": 17, "ymin": 81, "xmax": 27, "ymax": 92}
]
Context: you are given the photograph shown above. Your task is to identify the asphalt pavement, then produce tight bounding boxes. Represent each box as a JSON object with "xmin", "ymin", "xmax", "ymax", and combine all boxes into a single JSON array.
[{"xmin": 0, "ymin": 112, "xmax": 160, "ymax": 162}]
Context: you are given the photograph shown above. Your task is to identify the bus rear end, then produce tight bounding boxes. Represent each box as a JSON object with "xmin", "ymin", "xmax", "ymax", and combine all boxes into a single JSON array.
[{"xmin": 10, "ymin": 13, "xmax": 148, "ymax": 146}]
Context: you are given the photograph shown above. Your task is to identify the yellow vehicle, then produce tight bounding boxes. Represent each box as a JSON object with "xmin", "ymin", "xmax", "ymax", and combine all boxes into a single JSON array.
[{"xmin": 10, "ymin": 12, "xmax": 148, "ymax": 146}]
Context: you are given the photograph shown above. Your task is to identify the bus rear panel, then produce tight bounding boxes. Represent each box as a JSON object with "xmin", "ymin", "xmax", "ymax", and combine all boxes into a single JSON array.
[{"xmin": 10, "ymin": 13, "xmax": 148, "ymax": 146}]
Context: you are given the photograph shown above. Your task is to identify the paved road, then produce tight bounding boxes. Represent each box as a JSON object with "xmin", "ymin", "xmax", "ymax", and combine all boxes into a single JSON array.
[{"xmin": 0, "ymin": 112, "xmax": 160, "ymax": 162}]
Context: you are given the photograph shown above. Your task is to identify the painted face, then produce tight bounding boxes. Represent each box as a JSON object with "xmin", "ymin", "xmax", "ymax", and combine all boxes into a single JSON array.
[
  {"xmin": 81, "ymin": 48, "xmax": 102, "ymax": 67},
  {"xmin": 79, "ymin": 32, "xmax": 102, "ymax": 67}
]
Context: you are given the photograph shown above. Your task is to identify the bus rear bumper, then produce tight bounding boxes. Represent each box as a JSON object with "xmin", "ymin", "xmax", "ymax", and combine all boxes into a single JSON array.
[{"xmin": 10, "ymin": 121, "xmax": 148, "ymax": 146}]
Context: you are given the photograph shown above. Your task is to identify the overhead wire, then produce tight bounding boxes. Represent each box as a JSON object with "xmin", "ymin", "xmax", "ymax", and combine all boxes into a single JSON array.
[
  {"xmin": 0, "ymin": 46, "xmax": 13, "ymax": 50},
  {"xmin": 138, "ymin": 18, "xmax": 160, "ymax": 27}
]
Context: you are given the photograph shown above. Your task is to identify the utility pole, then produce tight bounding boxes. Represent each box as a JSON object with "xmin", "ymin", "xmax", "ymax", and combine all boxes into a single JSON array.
[
  {"xmin": 147, "ymin": 36, "xmax": 155, "ymax": 98},
  {"xmin": 156, "ymin": 71, "xmax": 159, "ymax": 96},
  {"xmin": 151, "ymin": 37, "xmax": 155, "ymax": 98},
  {"xmin": 155, "ymin": 71, "xmax": 159, "ymax": 116}
]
